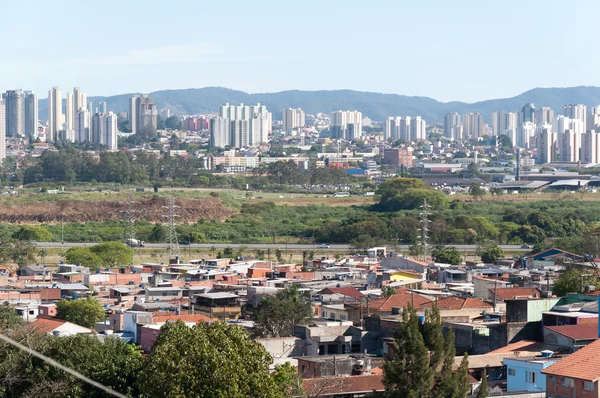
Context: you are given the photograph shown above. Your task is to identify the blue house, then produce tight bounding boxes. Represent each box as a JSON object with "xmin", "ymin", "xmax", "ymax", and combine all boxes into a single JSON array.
[
  {"xmin": 523, "ymin": 248, "xmax": 585, "ymax": 270},
  {"xmin": 503, "ymin": 353, "xmax": 561, "ymax": 393}
]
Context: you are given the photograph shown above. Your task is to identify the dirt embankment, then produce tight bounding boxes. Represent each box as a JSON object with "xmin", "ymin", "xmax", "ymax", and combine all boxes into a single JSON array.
[{"xmin": 0, "ymin": 196, "xmax": 233, "ymax": 224}]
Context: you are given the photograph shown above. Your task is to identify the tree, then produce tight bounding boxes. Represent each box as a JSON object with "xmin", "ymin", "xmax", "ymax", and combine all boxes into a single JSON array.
[
  {"xmin": 272, "ymin": 362, "xmax": 304, "ymax": 397},
  {"xmin": 431, "ymin": 246, "xmax": 462, "ymax": 265},
  {"xmin": 553, "ymin": 263, "xmax": 600, "ymax": 296},
  {"xmin": 56, "ymin": 296, "xmax": 104, "ymax": 328},
  {"xmin": 89, "ymin": 241, "xmax": 134, "ymax": 267},
  {"xmin": 148, "ymin": 224, "xmax": 167, "ymax": 243},
  {"xmin": 138, "ymin": 321, "xmax": 291, "ymax": 398},
  {"xmin": 223, "ymin": 247, "xmax": 234, "ymax": 257},
  {"xmin": 469, "ymin": 183, "xmax": 486, "ymax": 199},
  {"xmin": 38, "ymin": 248, "xmax": 48, "ymax": 265},
  {"xmin": 0, "ymin": 304, "xmax": 24, "ymax": 332},
  {"xmin": 275, "ymin": 248, "xmax": 283, "ymax": 263},
  {"xmin": 477, "ymin": 371, "xmax": 488, "ymax": 398},
  {"xmin": 481, "ymin": 245, "xmax": 504, "ymax": 263},
  {"xmin": 253, "ymin": 285, "xmax": 313, "ymax": 337},
  {"xmin": 382, "ymin": 285, "xmax": 397, "ymax": 297},
  {"xmin": 13, "ymin": 225, "xmax": 53, "ymax": 242},
  {"xmin": 64, "ymin": 247, "xmax": 103, "ymax": 270},
  {"xmin": 165, "ymin": 115, "xmax": 182, "ymax": 130}
]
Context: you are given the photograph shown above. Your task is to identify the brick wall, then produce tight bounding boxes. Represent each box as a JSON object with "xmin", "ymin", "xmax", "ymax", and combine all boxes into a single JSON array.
[{"xmin": 547, "ymin": 376, "xmax": 599, "ymax": 398}]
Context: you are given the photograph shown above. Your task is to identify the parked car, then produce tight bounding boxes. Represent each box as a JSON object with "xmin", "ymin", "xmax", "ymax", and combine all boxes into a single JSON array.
[
  {"xmin": 521, "ymin": 244, "xmax": 533, "ymax": 249},
  {"xmin": 319, "ymin": 244, "xmax": 330, "ymax": 249}
]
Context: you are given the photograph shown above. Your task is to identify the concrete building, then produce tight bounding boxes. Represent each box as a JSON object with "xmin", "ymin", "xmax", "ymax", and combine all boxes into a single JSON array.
[
  {"xmin": 65, "ymin": 92, "xmax": 74, "ymax": 131},
  {"xmin": 0, "ymin": 98, "xmax": 5, "ymax": 161},
  {"xmin": 91, "ymin": 112, "xmax": 118, "ymax": 150},
  {"xmin": 563, "ymin": 104, "xmax": 586, "ymax": 132},
  {"xmin": 463, "ymin": 112, "xmax": 484, "ymax": 139},
  {"xmin": 209, "ymin": 117, "xmax": 230, "ymax": 148},
  {"xmin": 75, "ymin": 109, "xmax": 91, "ymax": 142},
  {"xmin": 581, "ymin": 130, "xmax": 600, "ymax": 164},
  {"xmin": 517, "ymin": 122, "xmax": 536, "ymax": 148},
  {"xmin": 410, "ymin": 116, "xmax": 426, "ymax": 141},
  {"xmin": 331, "ymin": 110, "xmax": 362, "ymax": 140},
  {"xmin": 444, "ymin": 112, "xmax": 461, "ymax": 138},
  {"xmin": 128, "ymin": 96, "xmax": 137, "ymax": 134},
  {"xmin": 282, "ymin": 108, "xmax": 305, "ymax": 132},
  {"xmin": 382, "ymin": 148, "xmax": 414, "ymax": 168},
  {"xmin": 536, "ymin": 107, "xmax": 554, "ymax": 126},
  {"xmin": 385, "ymin": 117, "xmax": 401, "ymax": 140},
  {"xmin": 73, "ymin": 87, "xmax": 87, "ymax": 113},
  {"xmin": 230, "ymin": 119, "xmax": 250, "ymax": 148},
  {"xmin": 47, "ymin": 87, "xmax": 62, "ymax": 141},
  {"xmin": 492, "ymin": 111, "xmax": 518, "ymax": 137},
  {"xmin": 537, "ymin": 128, "xmax": 556, "ymax": 164},
  {"xmin": 520, "ymin": 103, "xmax": 536, "ymax": 124},
  {"xmin": 23, "ymin": 91, "xmax": 38, "ymax": 139},
  {"xmin": 558, "ymin": 129, "xmax": 581, "ymax": 162},
  {"xmin": 129, "ymin": 95, "xmax": 157, "ymax": 134},
  {"xmin": 3, "ymin": 90, "xmax": 23, "ymax": 137}
]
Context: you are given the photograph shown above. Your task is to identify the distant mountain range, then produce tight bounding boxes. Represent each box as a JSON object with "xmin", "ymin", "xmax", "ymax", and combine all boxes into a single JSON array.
[{"xmin": 37, "ymin": 86, "xmax": 600, "ymax": 123}]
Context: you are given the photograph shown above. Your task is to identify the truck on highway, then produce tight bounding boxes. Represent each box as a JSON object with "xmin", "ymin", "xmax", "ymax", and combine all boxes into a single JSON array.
[{"xmin": 125, "ymin": 239, "xmax": 145, "ymax": 248}]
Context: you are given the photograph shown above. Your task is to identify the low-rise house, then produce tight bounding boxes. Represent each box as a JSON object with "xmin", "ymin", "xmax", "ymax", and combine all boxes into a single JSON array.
[
  {"xmin": 144, "ymin": 286, "xmax": 183, "ymax": 302},
  {"xmin": 193, "ymin": 292, "xmax": 241, "ymax": 319},
  {"xmin": 297, "ymin": 354, "xmax": 376, "ymax": 378},
  {"xmin": 423, "ymin": 296, "xmax": 492, "ymax": 321},
  {"xmin": 544, "ymin": 323, "xmax": 598, "ymax": 351},
  {"xmin": 293, "ymin": 322, "xmax": 364, "ymax": 356},
  {"xmin": 503, "ymin": 353, "xmax": 561, "ymax": 393},
  {"xmin": 318, "ymin": 287, "xmax": 364, "ymax": 304},
  {"xmin": 255, "ymin": 336, "xmax": 303, "ymax": 368},
  {"xmin": 301, "ymin": 374, "xmax": 384, "ymax": 398},
  {"xmin": 542, "ymin": 338, "xmax": 600, "ymax": 397},
  {"xmin": 17, "ymin": 265, "xmax": 52, "ymax": 280},
  {"xmin": 29, "ymin": 317, "xmax": 94, "ymax": 336}
]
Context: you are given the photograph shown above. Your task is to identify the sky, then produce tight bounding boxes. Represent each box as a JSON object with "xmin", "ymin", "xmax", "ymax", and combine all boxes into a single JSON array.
[{"xmin": 1, "ymin": 0, "xmax": 599, "ymax": 102}]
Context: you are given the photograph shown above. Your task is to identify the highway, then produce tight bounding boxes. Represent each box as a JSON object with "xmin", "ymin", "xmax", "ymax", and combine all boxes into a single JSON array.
[{"xmin": 35, "ymin": 242, "xmax": 531, "ymax": 252}]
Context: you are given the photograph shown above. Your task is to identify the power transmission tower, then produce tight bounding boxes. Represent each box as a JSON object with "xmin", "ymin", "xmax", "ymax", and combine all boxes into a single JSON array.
[
  {"xmin": 418, "ymin": 199, "xmax": 431, "ymax": 261},
  {"xmin": 121, "ymin": 192, "xmax": 138, "ymax": 243},
  {"xmin": 163, "ymin": 198, "xmax": 180, "ymax": 258}
]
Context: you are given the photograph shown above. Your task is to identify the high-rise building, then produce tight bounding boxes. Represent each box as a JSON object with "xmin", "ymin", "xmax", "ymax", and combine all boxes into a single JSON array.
[
  {"xmin": 590, "ymin": 106, "xmax": 600, "ymax": 131},
  {"xmin": 73, "ymin": 87, "xmax": 87, "ymax": 113},
  {"xmin": 65, "ymin": 92, "xmax": 74, "ymax": 132},
  {"xmin": 444, "ymin": 113, "xmax": 460, "ymax": 138},
  {"xmin": 399, "ymin": 117, "xmax": 411, "ymax": 141},
  {"xmin": 91, "ymin": 112, "xmax": 118, "ymax": 150},
  {"xmin": 97, "ymin": 100, "xmax": 107, "ymax": 114},
  {"xmin": 23, "ymin": 91, "xmax": 38, "ymax": 139},
  {"xmin": 230, "ymin": 119, "xmax": 250, "ymax": 148},
  {"xmin": 385, "ymin": 117, "xmax": 401, "ymax": 140},
  {"xmin": 558, "ymin": 129, "xmax": 581, "ymax": 162},
  {"xmin": 564, "ymin": 104, "xmax": 586, "ymax": 132},
  {"xmin": 128, "ymin": 95, "xmax": 158, "ymax": 134},
  {"xmin": 128, "ymin": 97, "xmax": 137, "ymax": 134},
  {"xmin": 462, "ymin": 112, "xmax": 483, "ymax": 139},
  {"xmin": 581, "ymin": 131, "xmax": 600, "ymax": 164},
  {"xmin": 382, "ymin": 148, "xmax": 414, "ymax": 168},
  {"xmin": 3, "ymin": 90, "xmax": 24, "ymax": 137},
  {"xmin": 517, "ymin": 122, "xmax": 536, "ymax": 148},
  {"xmin": 492, "ymin": 111, "xmax": 518, "ymax": 137},
  {"xmin": 0, "ymin": 99, "xmax": 5, "ymax": 161},
  {"xmin": 48, "ymin": 87, "xmax": 62, "ymax": 142},
  {"xmin": 410, "ymin": 116, "xmax": 426, "ymax": 141},
  {"xmin": 250, "ymin": 115, "xmax": 270, "ymax": 145},
  {"xmin": 331, "ymin": 110, "xmax": 362, "ymax": 140},
  {"xmin": 209, "ymin": 117, "xmax": 230, "ymax": 148},
  {"xmin": 536, "ymin": 127, "xmax": 556, "ymax": 164},
  {"xmin": 520, "ymin": 103, "xmax": 535, "ymax": 124},
  {"xmin": 535, "ymin": 107, "xmax": 554, "ymax": 126},
  {"xmin": 75, "ymin": 109, "xmax": 91, "ymax": 142},
  {"xmin": 282, "ymin": 108, "xmax": 305, "ymax": 132}
]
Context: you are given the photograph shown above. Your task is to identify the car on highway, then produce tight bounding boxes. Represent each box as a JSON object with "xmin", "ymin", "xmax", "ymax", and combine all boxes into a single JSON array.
[
  {"xmin": 520, "ymin": 244, "xmax": 533, "ymax": 249},
  {"xmin": 319, "ymin": 244, "xmax": 330, "ymax": 249}
]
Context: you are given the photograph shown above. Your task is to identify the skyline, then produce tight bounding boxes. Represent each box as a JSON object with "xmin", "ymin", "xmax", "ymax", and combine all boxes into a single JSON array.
[{"xmin": 2, "ymin": 0, "xmax": 599, "ymax": 102}]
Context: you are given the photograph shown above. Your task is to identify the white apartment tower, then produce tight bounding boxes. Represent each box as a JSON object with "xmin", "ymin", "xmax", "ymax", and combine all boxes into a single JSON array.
[
  {"xmin": 558, "ymin": 129, "xmax": 581, "ymax": 162},
  {"xmin": 47, "ymin": 87, "xmax": 62, "ymax": 142},
  {"xmin": 91, "ymin": 112, "xmax": 118, "ymax": 150},
  {"xmin": 517, "ymin": 122, "xmax": 536, "ymax": 148},
  {"xmin": 65, "ymin": 92, "xmax": 74, "ymax": 131},
  {"xmin": 535, "ymin": 107, "xmax": 554, "ymax": 126},
  {"xmin": 462, "ymin": 113, "xmax": 483, "ymax": 139},
  {"xmin": 0, "ymin": 99, "xmax": 5, "ymax": 161},
  {"xmin": 581, "ymin": 131, "xmax": 600, "ymax": 164},
  {"xmin": 536, "ymin": 128, "xmax": 556, "ymax": 164},
  {"xmin": 564, "ymin": 104, "xmax": 586, "ymax": 132},
  {"xmin": 209, "ymin": 117, "xmax": 230, "ymax": 148},
  {"xmin": 444, "ymin": 113, "xmax": 460, "ymax": 138},
  {"xmin": 282, "ymin": 108, "xmax": 305, "ymax": 132},
  {"xmin": 385, "ymin": 117, "xmax": 401, "ymax": 140},
  {"xmin": 75, "ymin": 109, "xmax": 91, "ymax": 142},
  {"xmin": 410, "ymin": 117, "xmax": 426, "ymax": 141},
  {"xmin": 331, "ymin": 110, "xmax": 362, "ymax": 140}
]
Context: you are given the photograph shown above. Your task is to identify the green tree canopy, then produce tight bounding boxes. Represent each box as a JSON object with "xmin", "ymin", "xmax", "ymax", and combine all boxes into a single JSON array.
[
  {"xmin": 253, "ymin": 285, "xmax": 313, "ymax": 337},
  {"xmin": 12, "ymin": 225, "xmax": 53, "ymax": 242},
  {"xmin": 138, "ymin": 321, "xmax": 293, "ymax": 398},
  {"xmin": 431, "ymin": 246, "xmax": 462, "ymax": 265},
  {"xmin": 64, "ymin": 247, "xmax": 103, "ymax": 269},
  {"xmin": 469, "ymin": 183, "xmax": 486, "ymax": 199},
  {"xmin": 481, "ymin": 245, "xmax": 504, "ymax": 263},
  {"xmin": 553, "ymin": 264, "xmax": 600, "ymax": 296},
  {"xmin": 89, "ymin": 241, "xmax": 134, "ymax": 268},
  {"xmin": 56, "ymin": 296, "xmax": 104, "ymax": 328}
]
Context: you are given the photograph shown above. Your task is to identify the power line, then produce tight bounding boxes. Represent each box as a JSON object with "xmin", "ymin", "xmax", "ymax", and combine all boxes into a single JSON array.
[
  {"xmin": 162, "ymin": 197, "xmax": 180, "ymax": 258},
  {"xmin": 0, "ymin": 333, "xmax": 129, "ymax": 398}
]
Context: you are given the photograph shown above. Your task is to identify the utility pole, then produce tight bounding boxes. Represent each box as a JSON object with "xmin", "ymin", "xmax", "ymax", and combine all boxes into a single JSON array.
[{"xmin": 162, "ymin": 198, "xmax": 180, "ymax": 259}]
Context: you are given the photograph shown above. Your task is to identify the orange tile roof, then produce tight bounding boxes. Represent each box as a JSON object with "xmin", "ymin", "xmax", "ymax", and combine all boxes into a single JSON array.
[
  {"xmin": 369, "ymin": 289, "xmax": 431, "ymax": 312},
  {"xmin": 542, "ymin": 339, "xmax": 600, "ymax": 381},
  {"xmin": 302, "ymin": 375, "xmax": 384, "ymax": 396},
  {"xmin": 29, "ymin": 318, "xmax": 67, "ymax": 334},
  {"xmin": 545, "ymin": 323, "xmax": 599, "ymax": 341},
  {"xmin": 423, "ymin": 296, "xmax": 492, "ymax": 310},
  {"xmin": 318, "ymin": 287, "xmax": 364, "ymax": 300},
  {"xmin": 488, "ymin": 340, "xmax": 542, "ymax": 353},
  {"xmin": 490, "ymin": 287, "xmax": 540, "ymax": 301}
]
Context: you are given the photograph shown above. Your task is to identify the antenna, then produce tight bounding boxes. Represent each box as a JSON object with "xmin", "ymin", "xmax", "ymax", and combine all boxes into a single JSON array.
[{"xmin": 162, "ymin": 198, "xmax": 180, "ymax": 257}]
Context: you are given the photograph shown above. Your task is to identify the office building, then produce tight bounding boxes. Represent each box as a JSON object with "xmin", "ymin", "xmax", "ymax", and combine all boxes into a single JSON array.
[
  {"xmin": 444, "ymin": 113, "xmax": 461, "ymax": 138},
  {"xmin": 91, "ymin": 112, "xmax": 118, "ymax": 150},
  {"xmin": 558, "ymin": 129, "xmax": 581, "ymax": 162},
  {"xmin": 535, "ymin": 107, "xmax": 554, "ymax": 126},
  {"xmin": 0, "ymin": 99, "xmax": 5, "ymax": 161},
  {"xmin": 3, "ymin": 90, "xmax": 23, "ymax": 137},
  {"xmin": 282, "ymin": 108, "xmax": 305, "ymax": 132},
  {"xmin": 536, "ymin": 128, "xmax": 556, "ymax": 164},
  {"xmin": 75, "ymin": 109, "xmax": 91, "ymax": 142},
  {"xmin": 48, "ymin": 87, "xmax": 62, "ymax": 142},
  {"xmin": 581, "ymin": 130, "xmax": 600, "ymax": 164},
  {"xmin": 209, "ymin": 117, "xmax": 230, "ymax": 148},
  {"xmin": 23, "ymin": 91, "xmax": 38, "ymax": 139},
  {"xmin": 462, "ymin": 112, "xmax": 483, "ymax": 139},
  {"xmin": 129, "ymin": 95, "xmax": 158, "ymax": 134},
  {"xmin": 410, "ymin": 116, "xmax": 426, "ymax": 141},
  {"xmin": 564, "ymin": 104, "xmax": 586, "ymax": 132},
  {"xmin": 520, "ymin": 103, "xmax": 535, "ymax": 124},
  {"xmin": 331, "ymin": 110, "xmax": 362, "ymax": 140}
]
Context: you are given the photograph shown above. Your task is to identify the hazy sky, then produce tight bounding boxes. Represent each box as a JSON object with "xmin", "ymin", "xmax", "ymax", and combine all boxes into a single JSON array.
[{"xmin": 2, "ymin": 0, "xmax": 598, "ymax": 102}]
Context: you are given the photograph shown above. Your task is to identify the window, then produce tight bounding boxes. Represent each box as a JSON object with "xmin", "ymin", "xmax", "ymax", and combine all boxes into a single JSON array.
[
  {"xmin": 508, "ymin": 368, "xmax": 515, "ymax": 376},
  {"xmin": 562, "ymin": 377, "xmax": 574, "ymax": 387},
  {"xmin": 526, "ymin": 371, "xmax": 536, "ymax": 384},
  {"xmin": 584, "ymin": 381, "xmax": 594, "ymax": 391},
  {"xmin": 549, "ymin": 375, "xmax": 555, "ymax": 382}
]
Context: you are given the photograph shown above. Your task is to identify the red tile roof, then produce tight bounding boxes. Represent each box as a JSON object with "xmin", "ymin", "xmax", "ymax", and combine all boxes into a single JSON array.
[
  {"xmin": 542, "ymin": 339, "xmax": 600, "ymax": 381},
  {"xmin": 490, "ymin": 287, "xmax": 540, "ymax": 301},
  {"xmin": 29, "ymin": 318, "xmax": 67, "ymax": 334},
  {"xmin": 423, "ymin": 296, "xmax": 492, "ymax": 310},
  {"xmin": 369, "ymin": 289, "xmax": 431, "ymax": 312},
  {"xmin": 302, "ymin": 375, "xmax": 384, "ymax": 396},
  {"xmin": 545, "ymin": 323, "xmax": 599, "ymax": 341},
  {"xmin": 319, "ymin": 287, "xmax": 364, "ymax": 300}
]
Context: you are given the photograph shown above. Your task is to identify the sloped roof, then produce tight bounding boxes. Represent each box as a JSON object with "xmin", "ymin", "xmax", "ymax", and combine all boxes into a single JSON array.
[
  {"xmin": 542, "ymin": 339, "xmax": 600, "ymax": 381},
  {"xmin": 29, "ymin": 318, "xmax": 67, "ymax": 334},
  {"xmin": 545, "ymin": 323, "xmax": 599, "ymax": 341},
  {"xmin": 318, "ymin": 287, "xmax": 364, "ymax": 300},
  {"xmin": 302, "ymin": 375, "xmax": 384, "ymax": 396},
  {"xmin": 369, "ymin": 289, "xmax": 431, "ymax": 312},
  {"xmin": 490, "ymin": 287, "xmax": 541, "ymax": 301},
  {"xmin": 423, "ymin": 296, "xmax": 492, "ymax": 310}
]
